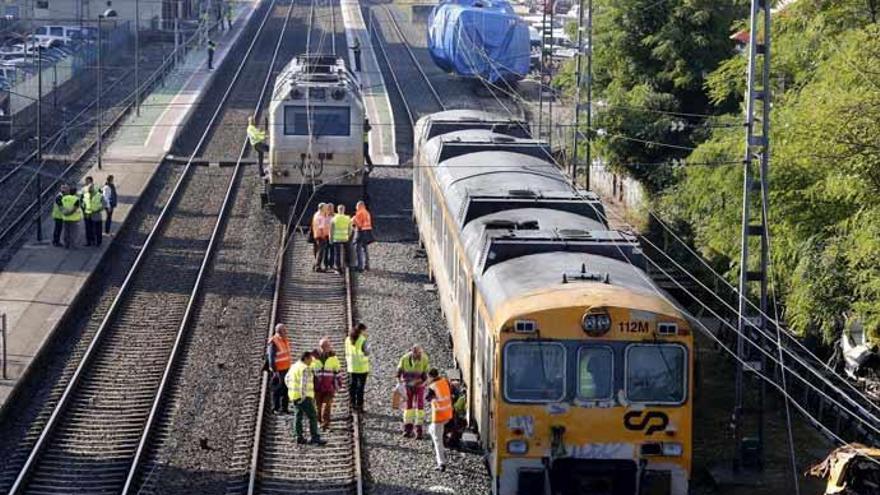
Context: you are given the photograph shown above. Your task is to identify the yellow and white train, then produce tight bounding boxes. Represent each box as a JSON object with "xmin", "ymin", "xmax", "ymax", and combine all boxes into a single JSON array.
[
  {"xmin": 413, "ymin": 110, "xmax": 694, "ymax": 495},
  {"xmin": 264, "ymin": 54, "xmax": 366, "ymax": 215}
]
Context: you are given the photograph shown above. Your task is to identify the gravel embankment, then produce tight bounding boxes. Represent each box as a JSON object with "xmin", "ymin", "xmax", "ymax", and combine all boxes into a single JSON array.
[
  {"xmin": 137, "ymin": 168, "xmax": 280, "ymax": 494},
  {"xmin": 354, "ymin": 166, "xmax": 491, "ymax": 494}
]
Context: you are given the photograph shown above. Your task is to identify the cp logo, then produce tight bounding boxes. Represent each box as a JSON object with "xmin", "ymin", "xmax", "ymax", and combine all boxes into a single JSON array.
[{"xmin": 623, "ymin": 411, "xmax": 669, "ymax": 436}]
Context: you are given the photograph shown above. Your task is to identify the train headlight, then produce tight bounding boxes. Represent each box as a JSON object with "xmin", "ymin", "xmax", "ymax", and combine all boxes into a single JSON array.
[
  {"xmin": 662, "ymin": 442, "xmax": 683, "ymax": 457},
  {"xmin": 290, "ymin": 88, "xmax": 303, "ymax": 99},
  {"xmin": 507, "ymin": 439, "xmax": 528, "ymax": 455},
  {"xmin": 581, "ymin": 312, "xmax": 611, "ymax": 336}
]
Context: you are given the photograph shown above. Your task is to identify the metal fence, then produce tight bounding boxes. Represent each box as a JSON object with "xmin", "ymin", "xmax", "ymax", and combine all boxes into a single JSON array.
[{"xmin": 4, "ymin": 21, "xmax": 133, "ymax": 120}]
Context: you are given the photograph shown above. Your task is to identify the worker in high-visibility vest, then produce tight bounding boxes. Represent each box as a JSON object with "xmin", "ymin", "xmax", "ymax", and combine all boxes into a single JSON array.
[
  {"xmin": 352, "ymin": 200, "xmax": 373, "ymax": 272},
  {"xmin": 311, "ymin": 337, "xmax": 342, "ymax": 430},
  {"xmin": 330, "ymin": 204, "xmax": 352, "ymax": 273},
  {"xmin": 286, "ymin": 351, "xmax": 327, "ymax": 445},
  {"xmin": 51, "ymin": 183, "xmax": 69, "ymax": 247},
  {"xmin": 345, "ymin": 322, "xmax": 370, "ymax": 412},
  {"xmin": 397, "ymin": 345, "xmax": 430, "ymax": 438},
  {"xmin": 247, "ymin": 115, "xmax": 269, "ymax": 176},
  {"xmin": 80, "ymin": 176, "xmax": 104, "ymax": 247},
  {"xmin": 311, "ymin": 202, "xmax": 329, "ymax": 271},
  {"xmin": 60, "ymin": 185, "xmax": 82, "ymax": 249},
  {"xmin": 266, "ymin": 323, "xmax": 292, "ymax": 414},
  {"xmin": 425, "ymin": 368, "xmax": 453, "ymax": 471}
]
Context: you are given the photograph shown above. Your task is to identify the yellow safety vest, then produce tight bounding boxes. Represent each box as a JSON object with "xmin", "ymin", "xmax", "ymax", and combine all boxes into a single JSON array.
[
  {"xmin": 286, "ymin": 360, "xmax": 314, "ymax": 401},
  {"xmin": 52, "ymin": 194, "xmax": 64, "ymax": 220},
  {"xmin": 82, "ymin": 187, "xmax": 103, "ymax": 215},
  {"xmin": 398, "ymin": 352, "xmax": 430, "ymax": 382},
  {"xmin": 61, "ymin": 194, "xmax": 82, "ymax": 222},
  {"xmin": 247, "ymin": 123, "xmax": 266, "ymax": 145},
  {"xmin": 331, "ymin": 214, "xmax": 351, "ymax": 242},
  {"xmin": 345, "ymin": 335, "xmax": 370, "ymax": 373}
]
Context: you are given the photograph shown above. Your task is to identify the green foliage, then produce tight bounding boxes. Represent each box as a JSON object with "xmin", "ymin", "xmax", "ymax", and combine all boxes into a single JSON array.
[
  {"xmin": 577, "ymin": 0, "xmax": 746, "ymax": 184},
  {"xmin": 663, "ymin": 18, "xmax": 880, "ymax": 344}
]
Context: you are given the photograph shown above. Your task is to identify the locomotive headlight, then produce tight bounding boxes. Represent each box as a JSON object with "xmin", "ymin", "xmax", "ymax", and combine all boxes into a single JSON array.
[
  {"xmin": 662, "ymin": 442, "xmax": 683, "ymax": 457},
  {"xmin": 507, "ymin": 439, "xmax": 528, "ymax": 455},
  {"xmin": 581, "ymin": 311, "xmax": 611, "ymax": 336}
]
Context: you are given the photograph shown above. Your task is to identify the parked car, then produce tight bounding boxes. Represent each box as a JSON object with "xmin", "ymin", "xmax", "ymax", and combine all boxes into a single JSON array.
[{"xmin": 32, "ymin": 26, "xmax": 72, "ymax": 47}]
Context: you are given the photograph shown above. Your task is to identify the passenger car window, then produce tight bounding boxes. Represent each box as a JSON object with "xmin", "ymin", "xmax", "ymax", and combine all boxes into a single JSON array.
[
  {"xmin": 578, "ymin": 347, "xmax": 613, "ymax": 400},
  {"xmin": 504, "ymin": 342, "xmax": 565, "ymax": 402},
  {"xmin": 49, "ymin": 27, "xmax": 64, "ymax": 36},
  {"xmin": 625, "ymin": 344, "xmax": 686, "ymax": 404}
]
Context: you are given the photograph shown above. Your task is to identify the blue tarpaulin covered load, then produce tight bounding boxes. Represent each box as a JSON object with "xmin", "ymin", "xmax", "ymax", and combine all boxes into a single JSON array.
[{"xmin": 427, "ymin": 0, "xmax": 531, "ymax": 84}]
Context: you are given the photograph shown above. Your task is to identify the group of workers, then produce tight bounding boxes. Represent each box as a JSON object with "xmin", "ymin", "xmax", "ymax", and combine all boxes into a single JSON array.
[
  {"xmin": 51, "ymin": 175, "xmax": 117, "ymax": 249},
  {"xmin": 266, "ymin": 322, "xmax": 371, "ymax": 446},
  {"xmin": 266, "ymin": 324, "xmax": 458, "ymax": 472},
  {"xmin": 310, "ymin": 200, "xmax": 373, "ymax": 273}
]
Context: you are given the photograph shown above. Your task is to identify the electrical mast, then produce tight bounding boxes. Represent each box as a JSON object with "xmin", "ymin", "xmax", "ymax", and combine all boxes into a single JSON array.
[{"xmin": 733, "ymin": 0, "xmax": 772, "ymax": 473}]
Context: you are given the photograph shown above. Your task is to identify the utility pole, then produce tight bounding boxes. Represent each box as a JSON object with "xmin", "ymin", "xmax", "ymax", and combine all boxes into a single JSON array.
[
  {"xmin": 585, "ymin": 0, "xmax": 592, "ymax": 191},
  {"xmin": 135, "ymin": 0, "xmax": 140, "ymax": 116},
  {"xmin": 537, "ymin": 0, "xmax": 554, "ymax": 141},
  {"xmin": 733, "ymin": 0, "xmax": 772, "ymax": 474},
  {"xmin": 571, "ymin": 0, "xmax": 591, "ymax": 189},
  {"xmin": 34, "ymin": 46, "xmax": 43, "ymax": 242},
  {"xmin": 96, "ymin": 14, "xmax": 103, "ymax": 170}
]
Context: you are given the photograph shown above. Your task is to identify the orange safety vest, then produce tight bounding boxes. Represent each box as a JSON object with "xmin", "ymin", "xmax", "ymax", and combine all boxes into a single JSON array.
[
  {"xmin": 429, "ymin": 377, "xmax": 453, "ymax": 423},
  {"xmin": 270, "ymin": 334, "xmax": 291, "ymax": 371},
  {"xmin": 353, "ymin": 206, "xmax": 372, "ymax": 231}
]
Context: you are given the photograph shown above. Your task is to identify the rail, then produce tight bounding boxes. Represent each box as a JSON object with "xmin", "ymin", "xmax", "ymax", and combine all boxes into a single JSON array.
[
  {"xmin": 370, "ymin": 6, "xmax": 445, "ymax": 128},
  {"xmin": 7, "ymin": 0, "xmax": 281, "ymax": 492},
  {"xmin": 0, "ymin": 17, "xmax": 229, "ymax": 255}
]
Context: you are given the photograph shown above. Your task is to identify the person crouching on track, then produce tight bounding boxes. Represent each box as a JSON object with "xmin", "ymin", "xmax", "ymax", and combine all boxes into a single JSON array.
[
  {"xmin": 311, "ymin": 203, "xmax": 330, "ymax": 271},
  {"xmin": 345, "ymin": 322, "xmax": 370, "ymax": 412},
  {"xmin": 398, "ymin": 345, "xmax": 430, "ymax": 439},
  {"xmin": 352, "ymin": 200, "xmax": 373, "ymax": 272},
  {"xmin": 247, "ymin": 115, "xmax": 269, "ymax": 177},
  {"xmin": 425, "ymin": 368, "xmax": 453, "ymax": 472},
  {"xmin": 311, "ymin": 337, "xmax": 342, "ymax": 431},
  {"xmin": 330, "ymin": 204, "xmax": 353, "ymax": 273},
  {"xmin": 286, "ymin": 351, "xmax": 327, "ymax": 445},
  {"xmin": 267, "ymin": 323, "xmax": 292, "ymax": 414}
]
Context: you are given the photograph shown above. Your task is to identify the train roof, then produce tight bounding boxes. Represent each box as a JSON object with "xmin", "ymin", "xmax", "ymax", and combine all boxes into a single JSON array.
[
  {"xmin": 272, "ymin": 54, "xmax": 360, "ymax": 103},
  {"xmin": 416, "ymin": 110, "xmax": 531, "ymax": 141},
  {"xmin": 430, "ymin": 148, "xmax": 606, "ymax": 226},
  {"xmin": 460, "ymin": 208, "xmax": 642, "ymax": 274},
  {"xmin": 479, "ymin": 252, "xmax": 680, "ymax": 322},
  {"xmin": 423, "ymin": 129, "xmax": 548, "ymax": 162}
]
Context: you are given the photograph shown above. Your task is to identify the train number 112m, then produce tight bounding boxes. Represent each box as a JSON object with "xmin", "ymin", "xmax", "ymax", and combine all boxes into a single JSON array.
[{"xmin": 618, "ymin": 321, "xmax": 651, "ymax": 333}]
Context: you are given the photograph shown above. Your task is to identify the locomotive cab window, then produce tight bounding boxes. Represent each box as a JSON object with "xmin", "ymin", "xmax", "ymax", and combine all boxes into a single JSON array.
[
  {"xmin": 577, "ymin": 346, "xmax": 613, "ymax": 400},
  {"xmin": 503, "ymin": 342, "xmax": 566, "ymax": 402},
  {"xmin": 284, "ymin": 105, "xmax": 351, "ymax": 136},
  {"xmin": 625, "ymin": 344, "xmax": 686, "ymax": 404}
]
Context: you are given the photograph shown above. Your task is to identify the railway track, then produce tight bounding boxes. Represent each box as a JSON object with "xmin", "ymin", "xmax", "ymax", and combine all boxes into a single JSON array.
[
  {"xmin": 370, "ymin": 6, "xmax": 445, "ymax": 128},
  {"xmin": 246, "ymin": 229, "xmax": 362, "ymax": 495},
  {"xmin": 5, "ymin": 0, "xmax": 284, "ymax": 492},
  {"xmin": 0, "ymin": 37, "xmax": 199, "ymax": 264}
]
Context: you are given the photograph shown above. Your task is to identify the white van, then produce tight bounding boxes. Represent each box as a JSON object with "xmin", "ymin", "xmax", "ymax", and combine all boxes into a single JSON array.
[{"xmin": 32, "ymin": 25, "xmax": 75, "ymax": 47}]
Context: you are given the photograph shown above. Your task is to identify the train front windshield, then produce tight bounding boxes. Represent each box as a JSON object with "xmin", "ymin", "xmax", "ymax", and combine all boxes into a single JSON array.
[
  {"xmin": 284, "ymin": 105, "xmax": 351, "ymax": 137},
  {"xmin": 503, "ymin": 340, "xmax": 688, "ymax": 405}
]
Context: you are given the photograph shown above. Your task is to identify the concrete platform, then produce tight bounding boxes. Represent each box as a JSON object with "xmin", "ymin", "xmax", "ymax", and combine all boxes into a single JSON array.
[
  {"xmin": 0, "ymin": 0, "xmax": 258, "ymax": 416},
  {"xmin": 341, "ymin": 0, "xmax": 399, "ymax": 166}
]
